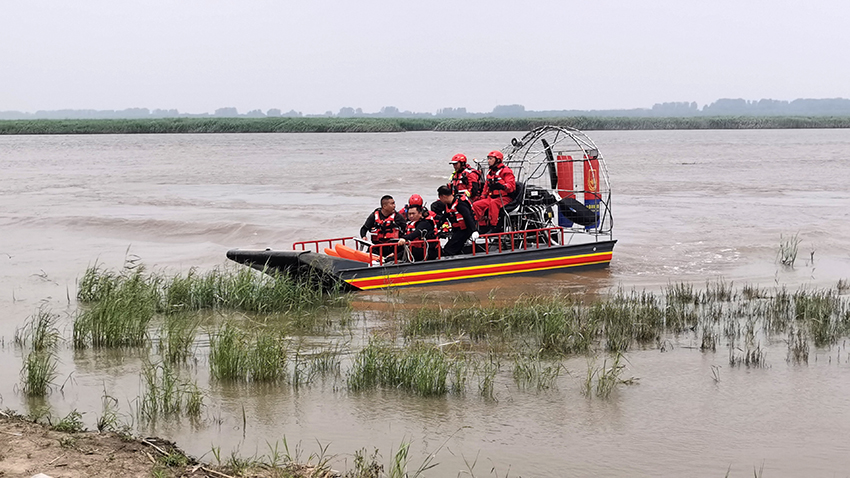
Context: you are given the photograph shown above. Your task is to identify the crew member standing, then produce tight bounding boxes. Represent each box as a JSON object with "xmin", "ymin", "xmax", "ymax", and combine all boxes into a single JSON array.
[
  {"xmin": 437, "ymin": 185, "xmax": 476, "ymax": 256},
  {"xmin": 360, "ymin": 195, "xmax": 406, "ymax": 251},
  {"xmin": 473, "ymin": 151, "xmax": 516, "ymax": 233},
  {"xmin": 448, "ymin": 153, "xmax": 481, "ymax": 201}
]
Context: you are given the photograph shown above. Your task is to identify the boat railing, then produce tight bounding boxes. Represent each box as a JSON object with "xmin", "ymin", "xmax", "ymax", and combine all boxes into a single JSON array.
[
  {"xmin": 473, "ymin": 227, "xmax": 565, "ymax": 255},
  {"xmin": 367, "ymin": 226, "xmax": 565, "ymax": 266},
  {"xmin": 292, "ymin": 236, "xmax": 355, "ymax": 252},
  {"xmin": 368, "ymin": 239, "xmax": 443, "ymax": 266},
  {"xmin": 293, "ymin": 227, "xmax": 566, "ymax": 266}
]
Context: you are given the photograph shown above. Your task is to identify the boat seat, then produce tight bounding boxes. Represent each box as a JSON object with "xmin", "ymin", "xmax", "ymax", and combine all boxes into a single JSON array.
[{"xmin": 502, "ymin": 182, "xmax": 525, "ymax": 213}]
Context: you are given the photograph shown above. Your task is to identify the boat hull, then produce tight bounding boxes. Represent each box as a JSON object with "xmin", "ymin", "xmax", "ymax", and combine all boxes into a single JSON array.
[{"xmin": 227, "ymin": 240, "xmax": 616, "ymax": 291}]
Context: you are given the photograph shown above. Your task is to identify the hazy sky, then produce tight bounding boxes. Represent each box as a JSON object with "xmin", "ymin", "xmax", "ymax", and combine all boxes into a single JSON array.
[{"xmin": 3, "ymin": 0, "xmax": 849, "ymax": 114}]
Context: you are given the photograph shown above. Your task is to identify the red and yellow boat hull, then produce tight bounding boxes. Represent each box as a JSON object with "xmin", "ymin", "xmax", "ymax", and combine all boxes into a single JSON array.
[{"xmin": 228, "ymin": 240, "xmax": 615, "ymax": 291}]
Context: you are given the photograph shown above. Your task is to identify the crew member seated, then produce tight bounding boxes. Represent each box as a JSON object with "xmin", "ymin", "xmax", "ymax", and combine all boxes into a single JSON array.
[
  {"xmin": 399, "ymin": 194, "xmax": 437, "ymax": 221},
  {"xmin": 473, "ymin": 150, "xmax": 516, "ymax": 234},
  {"xmin": 360, "ymin": 195, "xmax": 406, "ymax": 255},
  {"xmin": 436, "ymin": 185, "xmax": 476, "ymax": 256},
  {"xmin": 397, "ymin": 205, "xmax": 438, "ymax": 262}
]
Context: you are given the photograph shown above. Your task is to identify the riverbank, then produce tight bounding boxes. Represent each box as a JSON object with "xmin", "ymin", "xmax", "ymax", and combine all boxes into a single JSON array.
[
  {"xmin": 2, "ymin": 116, "xmax": 850, "ymax": 134},
  {"xmin": 0, "ymin": 410, "xmax": 335, "ymax": 478}
]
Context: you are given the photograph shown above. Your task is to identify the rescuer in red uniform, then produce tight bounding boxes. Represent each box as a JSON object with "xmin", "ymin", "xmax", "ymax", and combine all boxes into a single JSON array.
[
  {"xmin": 448, "ymin": 153, "xmax": 481, "ymax": 201},
  {"xmin": 472, "ymin": 150, "xmax": 516, "ymax": 233},
  {"xmin": 360, "ymin": 195, "xmax": 406, "ymax": 247},
  {"xmin": 437, "ymin": 185, "xmax": 476, "ymax": 256}
]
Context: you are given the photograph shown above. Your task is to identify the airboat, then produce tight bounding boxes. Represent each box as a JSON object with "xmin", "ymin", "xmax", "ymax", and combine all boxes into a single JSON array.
[{"xmin": 227, "ymin": 125, "xmax": 616, "ymax": 290}]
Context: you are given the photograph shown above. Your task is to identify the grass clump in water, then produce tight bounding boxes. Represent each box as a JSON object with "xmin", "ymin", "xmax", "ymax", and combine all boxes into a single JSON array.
[
  {"xmin": 778, "ymin": 233, "xmax": 802, "ymax": 267},
  {"xmin": 512, "ymin": 353, "xmax": 561, "ymax": 391},
  {"xmin": 209, "ymin": 323, "xmax": 289, "ymax": 382},
  {"xmin": 74, "ymin": 264, "xmax": 159, "ymax": 348},
  {"xmin": 20, "ymin": 350, "xmax": 58, "ymax": 397},
  {"xmin": 139, "ymin": 360, "xmax": 206, "ymax": 420},
  {"xmin": 17, "ymin": 306, "xmax": 61, "ymax": 397},
  {"xmin": 403, "ymin": 295, "xmax": 596, "ymax": 355},
  {"xmin": 582, "ymin": 353, "xmax": 636, "ymax": 399},
  {"xmin": 348, "ymin": 340, "xmax": 451, "ymax": 396}
]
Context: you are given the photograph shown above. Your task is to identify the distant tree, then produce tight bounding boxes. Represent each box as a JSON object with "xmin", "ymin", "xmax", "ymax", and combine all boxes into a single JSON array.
[
  {"xmin": 355, "ymin": 108, "xmax": 363, "ymax": 115},
  {"xmin": 245, "ymin": 109, "xmax": 266, "ymax": 117},
  {"xmin": 380, "ymin": 106, "xmax": 400, "ymax": 117},
  {"xmin": 650, "ymin": 102, "xmax": 699, "ymax": 116},
  {"xmin": 701, "ymin": 98, "xmax": 749, "ymax": 115},
  {"xmin": 282, "ymin": 110, "xmax": 302, "ymax": 117},
  {"xmin": 214, "ymin": 107, "xmax": 239, "ymax": 117},
  {"xmin": 152, "ymin": 109, "xmax": 179, "ymax": 117},
  {"xmin": 338, "ymin": 107, "xmax": 356, "ymax": 117},
  {"xmin": 491, "ymin": 104, "xmax": 526, "ymax": 117},
  {"xmin": 267, "ymin": 108, "xmax": 281, "ymax": 117}
]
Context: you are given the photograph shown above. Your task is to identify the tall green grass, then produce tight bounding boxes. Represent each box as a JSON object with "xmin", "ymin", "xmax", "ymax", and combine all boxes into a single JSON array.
[
  {"xmin": 138, "ymin": 360, "xmax": 205, "ymax": 420},
  {"xmin": 21, "ymin": 351, "xmax": 58, "ymax": 397},
  {"xmin": 74, "ymin": 263, "xmax": 349, "ymax": 349},
  {"xmin": 209, "ymin": 323, "xmax": 289, "ymax": 382},
  {"xmin": 16, "ymin": 307, "xmax": 61, "ymax": 397},
  {"xmin": 348, "ymin": 340, "xmax": 452, "ymax": 396}
]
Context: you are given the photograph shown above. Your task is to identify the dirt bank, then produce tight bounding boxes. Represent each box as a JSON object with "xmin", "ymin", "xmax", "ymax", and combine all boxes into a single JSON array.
[{"xmin": 0, "ymin": 411, "xmax": 335, "ymax": 478}]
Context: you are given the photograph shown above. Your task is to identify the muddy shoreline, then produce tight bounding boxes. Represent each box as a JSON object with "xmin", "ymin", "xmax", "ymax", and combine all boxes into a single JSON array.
[{"xmin": 0, "ymin": 411, "xmax": 334, "ymax": 478}]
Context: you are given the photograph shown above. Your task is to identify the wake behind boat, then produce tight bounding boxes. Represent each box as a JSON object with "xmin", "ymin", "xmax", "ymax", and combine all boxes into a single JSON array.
[{"xmin": 227, "ymin": 125, "xmax": 616, "ymax": 290}]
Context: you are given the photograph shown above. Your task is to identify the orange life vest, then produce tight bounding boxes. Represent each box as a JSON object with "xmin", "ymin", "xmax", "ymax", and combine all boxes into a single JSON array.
[
  {"xmin": 370, "ymin": 209, "xmax": 400, "ymax": 242},
  {"xmin": 450, "ymin": 167, "xmax": 481, "ymax": 198},
  {"xmin": 447, "ymin": 195, "xmax": 472, "ymax": 231},
  {"xmin": 486, "ymin": 163, "xmax": 514, "ymax": 198}
]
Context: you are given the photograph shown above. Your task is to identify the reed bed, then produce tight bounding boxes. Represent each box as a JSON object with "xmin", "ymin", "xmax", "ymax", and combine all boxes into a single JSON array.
[
  {"xmin": 74, "ymin": 263, "xmax": 349, "ymax": 349},
  {"xmin": 4, "ymin": 116, "xmax": 850, "ymax": 135},
  {"xmin": 401, "ymin": 282, "xmax": 850, "ymax": 364}
]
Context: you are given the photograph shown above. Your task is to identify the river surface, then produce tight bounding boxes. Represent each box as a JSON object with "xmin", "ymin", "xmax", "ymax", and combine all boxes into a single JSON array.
[{"xmin": 2, "ymin": 130, "xmax": 850, "ymax": 476}]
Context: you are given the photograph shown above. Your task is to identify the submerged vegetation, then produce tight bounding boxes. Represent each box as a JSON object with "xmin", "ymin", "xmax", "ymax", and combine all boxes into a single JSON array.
[
  {"xmin": 8, "ymin": 262, "xmax": 850, "ymax": 475},
  {"xmin": 3, "ymin": 116, "xmax": 850, "ymax": 135}
]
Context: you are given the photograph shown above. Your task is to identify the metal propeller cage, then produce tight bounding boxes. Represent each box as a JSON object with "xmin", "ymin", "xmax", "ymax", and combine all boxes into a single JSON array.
[{"xmin": 478, "ymin": 125, "xmax": 613, "ymax": 240}]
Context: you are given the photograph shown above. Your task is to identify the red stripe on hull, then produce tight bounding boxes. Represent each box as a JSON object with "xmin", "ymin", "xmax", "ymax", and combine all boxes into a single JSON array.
[{"xmin": 348, "ymin": 252, "xmax": 612, "ymax": 290}]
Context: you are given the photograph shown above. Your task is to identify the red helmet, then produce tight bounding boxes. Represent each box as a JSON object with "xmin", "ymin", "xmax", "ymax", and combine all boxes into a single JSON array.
[
  {"xmin": 487, "ymin": 150, "xmax": 504, "ymax": 161},
  {"xmin": 408, "ymin": 194, "xmax": 424, "ymax": 207},
  {"xmin": 449, "ymin": 153, "xmax": 467, "ymax": 164}
]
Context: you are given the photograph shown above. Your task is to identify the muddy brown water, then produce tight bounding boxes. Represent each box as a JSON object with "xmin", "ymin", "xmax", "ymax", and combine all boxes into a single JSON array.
[{"xmin": 2, "ymin": 130, "xmax": 850, "ymax": 477}]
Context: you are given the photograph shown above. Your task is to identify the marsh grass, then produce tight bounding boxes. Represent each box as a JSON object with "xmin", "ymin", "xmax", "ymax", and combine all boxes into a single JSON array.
[
  {"xmin": 74, "ymin": 265, "xmax": 159, "ymax": 348},
  {"xmin": 786, "ymin": 329, "xmax": 809, "ymax": 364},
  {"xmin": 778, "ymin": 233, "xmax": 802, "ymax": 267},
  {"xmin": 348, "ymin": 340, "xmax": 452, "ymax": 396},
  {"xmin": 209, "ymin": 323, "xmax": 288, "ymax": 382},
  {"xmin": 75, "ymin": 263, "xmax": 349, "ymax": 349},
  {"xmin": 512, "ymin": 354, "xmax": 561, "ymax": 390},
  {"xmin": 17, "ymin": 306, "xmax": 62, "ymax": 397},
  {"xmin": 139, "ymin": 360, "xmax": 205, "ymax": 420},
  {"xmin": 21, "ymin": 350, "xmax": 58, "ymax": 397},
  {"xmin": 404, "ymin": 296, "xmax": 596, "ymax": 355},
  {"xmin": 158, "ymin": 312, "xmax": 199, "ymax": 363},
  {"xmin": 583, "ymin": 353, "xmax": 636, "ymax": 399},
  {"xmin": 15, "ymin": 306, "xmax": 61, "ymax": 351}
]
